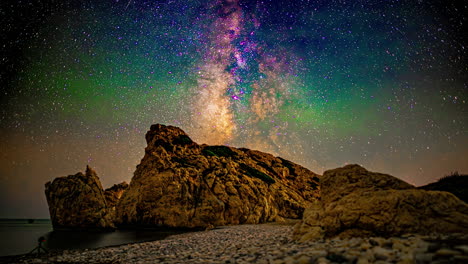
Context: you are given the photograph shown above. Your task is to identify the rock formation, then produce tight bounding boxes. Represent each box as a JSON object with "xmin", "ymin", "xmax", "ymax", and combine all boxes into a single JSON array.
[
  {"xmin": 115, "ymin": 124, "xmax": 320, "ymax": 228},
  {"xmin": 294, "ymin": 164, "xmax": 468, "ymax": 241},
  {"xmin": 44, "ymin": 124, "xmax": 468, "ymax": 235},
  {"xmin": 44, "ymin": 124, "xmax": 320, "ymax": 230},
  {"xmin": 45, "ymin": 166, "xmax": 115, "ymax": 230}
]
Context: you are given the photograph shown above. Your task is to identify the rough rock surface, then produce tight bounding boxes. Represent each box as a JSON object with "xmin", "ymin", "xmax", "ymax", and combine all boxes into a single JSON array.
[
  {"xmin": 45, "ymin": 166, "xmax": 115, "ymax": 230},
  {"xmin": 294, "ymin": 164, "xmax": 468, "ymax": 241},
  {"xmin": 116, "ymin": 124, "xmax": 320, "ymax": 228}
]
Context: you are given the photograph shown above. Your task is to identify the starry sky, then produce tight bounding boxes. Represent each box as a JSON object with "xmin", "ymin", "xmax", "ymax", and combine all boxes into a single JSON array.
[{"xmin": 1, "ymin": 0, "xmax": 467, "ymax": 218}]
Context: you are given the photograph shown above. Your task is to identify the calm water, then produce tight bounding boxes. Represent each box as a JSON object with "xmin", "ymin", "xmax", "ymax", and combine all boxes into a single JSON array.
[{"xmin": 0, "ymin": 219, "xmax": 186, "ymax": 257}]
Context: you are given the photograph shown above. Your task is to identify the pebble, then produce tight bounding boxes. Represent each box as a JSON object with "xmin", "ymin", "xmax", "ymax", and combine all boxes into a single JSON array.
[
  {"xmin": 316, "ymin": 257, "xmax": 330, "ymax": 264},
  {"xmin": 455, "ymin": 245, "xmax": 468, "ymax": 254},
  {"xmin": 296, "ymin": 255, "xmax": 312, "ymax": 264},
  {"xmin": 415, "ymin": 253, "xmax": 434, "ymax": 263},
  {"xmin": 3, "ymin": 224, "xmax": 467, "ymax": 264},
  {"xmin": 305, "ymin": 250, "xmax": 327, "ymax": 257},
  {"xmin": 372, "ymin": 246, "xmax": 392, "ymax": 260},
  {"xmin": 360, "ymin": 242, "xmax": 372, "ymax": 250},
  {"xmin": 356, "ymin": 257, "xmax": 369, "ymax": 264},
  {"xmin": 283, "ymin": 256, "xmax": 295, "ymax": 264},
  {"xmin": 435, "ymin": 248, "xmax": 461, "ymax": 256},
  {"xmin": 396, "ymin": 259, "xmax": 413, "ymax": 264}
]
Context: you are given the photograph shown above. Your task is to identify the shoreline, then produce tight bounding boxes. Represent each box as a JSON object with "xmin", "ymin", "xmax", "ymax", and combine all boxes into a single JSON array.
[{"xmin": 2, "ymin": 223, "xmax": 468, "ymax": 264}]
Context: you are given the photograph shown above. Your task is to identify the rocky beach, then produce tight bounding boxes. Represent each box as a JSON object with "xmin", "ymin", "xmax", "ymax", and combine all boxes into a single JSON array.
[{"xmin": 4, "ymin": 223, "xmax": 468, "ymax": 264}]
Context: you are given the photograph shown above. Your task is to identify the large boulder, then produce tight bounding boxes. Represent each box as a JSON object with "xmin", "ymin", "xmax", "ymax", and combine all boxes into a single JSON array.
[
  {"xmin": 294, "ymin": 164, "xmax": 468, "ymax": 241},
  {"xmin": 45, "ymin": 166, "xmax": 115, "ymax": 230},
  {"xmin": 115, "ymin": 124, "xmax": 320, "ymax": 228}
]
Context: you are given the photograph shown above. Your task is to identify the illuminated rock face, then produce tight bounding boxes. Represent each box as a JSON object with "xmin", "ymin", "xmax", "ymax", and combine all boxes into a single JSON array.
[
  {"xmin": 294, "ymin": 165, "xmax": 468, "ymax": 241},
  {"xmin": 44, "ymin": 126, "xmax": 468, "ymax": 234},
  {"xmin": 44, "ymin": 124, "xmax": 319, "ymax": 229},
  {"xmin": 45, "ymin": 166, "xmax": 116, "ymax": 230},
  {"xmin": 115, "ymin": 124, "xmax": 320, "ymax": 228}
]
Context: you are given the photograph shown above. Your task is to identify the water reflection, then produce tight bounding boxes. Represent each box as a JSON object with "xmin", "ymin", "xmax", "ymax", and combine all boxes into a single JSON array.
[
  {"xmin": 43, "ymin": 229, "xmax": 186, "ymax": 250},
  {"xmin": 0, "ymin": 219, "xmax": 189, "ymax": 256}
]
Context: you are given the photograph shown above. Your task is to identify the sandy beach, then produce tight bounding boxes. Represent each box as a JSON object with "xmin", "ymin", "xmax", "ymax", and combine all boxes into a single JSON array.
[{"xmin": 2, "ymin": 223, "xmax": 467, "ymax": 264}]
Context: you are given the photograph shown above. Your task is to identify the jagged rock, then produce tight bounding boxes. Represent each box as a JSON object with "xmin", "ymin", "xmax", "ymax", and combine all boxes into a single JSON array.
[
  {"xmin": 115, "ymin": 124, "xmax": 320, "ymax": 228},
  {"xmin": 45, "ymin": 166, "xmax": 115, "ymax": 230},
  {"xmin": 294, "ymin": 165, "xmax": 468, "ymax": 241}
]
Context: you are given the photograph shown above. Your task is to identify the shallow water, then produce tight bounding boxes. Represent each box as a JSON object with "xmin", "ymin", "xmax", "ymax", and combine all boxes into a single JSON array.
[{"xmin": 0, "ymin": 219, "xmax": 184, "ymax": 256}]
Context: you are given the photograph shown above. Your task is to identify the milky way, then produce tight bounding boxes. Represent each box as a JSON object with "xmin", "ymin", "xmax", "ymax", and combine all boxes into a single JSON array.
[
  {"xmin": 1, "ymin": 0, "xmax": 467, "ymax": 218},
  {"xmin": 191, "ymin": 0, "xmax": 299, "ymax": 154}
]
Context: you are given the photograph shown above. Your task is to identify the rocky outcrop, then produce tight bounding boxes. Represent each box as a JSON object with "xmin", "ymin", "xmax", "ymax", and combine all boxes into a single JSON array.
[
  {"xmin": 115, "ymin": 124, "xmax": 320, "ymax": 228},
  {"xmin": 294, "ymin": 165, "xmax": 468, "ymax": 241},
  {"xmin": 45, "ymin": 166, "xmax": 115, "ymax": 230}
]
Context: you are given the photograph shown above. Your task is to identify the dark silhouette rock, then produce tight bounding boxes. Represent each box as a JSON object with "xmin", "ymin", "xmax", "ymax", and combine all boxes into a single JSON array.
[
  {"xmin": 294, "ymin": 165, "xmax": 468, "ymax": 241},
  {"xmin": 115, "ymin": 124, "xmax": 320, "ymax": 228},
  {"xmin": 419, "ymin": 173, "xmax": 468, "ymax": 204},
  {"xmin": 45, "ymin": 166, "xmax": 115, "ymax": 230}
]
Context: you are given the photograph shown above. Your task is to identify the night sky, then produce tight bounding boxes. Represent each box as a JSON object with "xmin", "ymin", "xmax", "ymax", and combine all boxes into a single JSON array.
[{"xmin": 1, "ymin": 0, "xmax": 467, "ymax": 218}]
